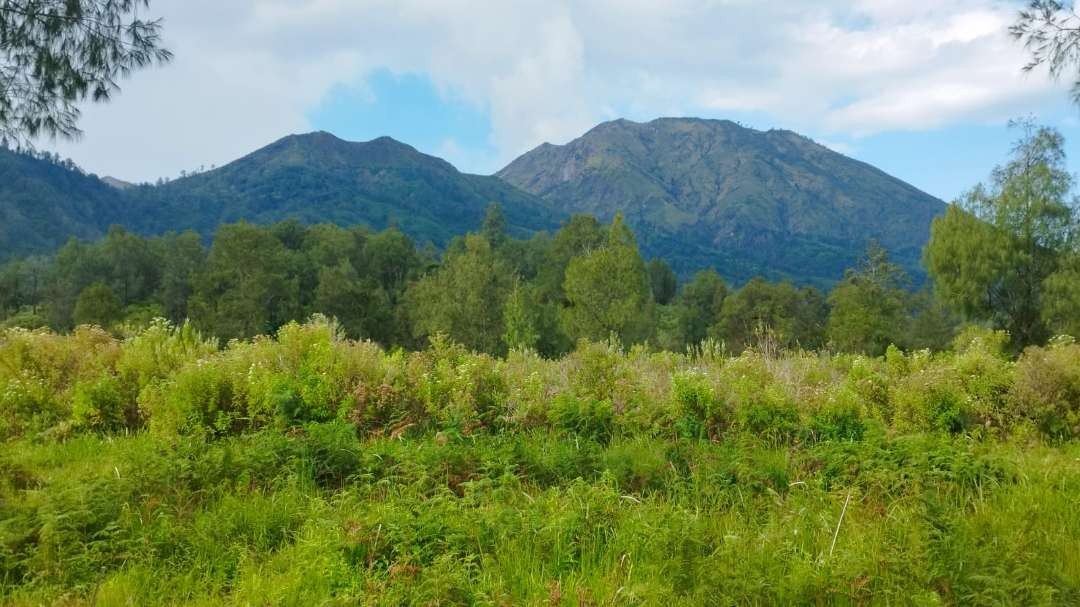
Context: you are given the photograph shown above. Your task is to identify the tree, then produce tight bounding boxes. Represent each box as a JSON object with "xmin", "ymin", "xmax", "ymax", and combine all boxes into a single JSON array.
[
  {"xmin": 189, "ymin": 223, "xmax": 299, "ymax": 341},
  {"xmin": 72, "ymin": 282, "xmax": 121, "ymax": 326},
  {"xmin": 711, "ymin": 278, "xmax": 826, "ymax": 352},
  {"xmin": 0, "ymin": 0, "xmax": 172, "ymax": 145},
  {"xmin": 827, "ymin": 243, "xmax": 911, "ymax": 356},
  {"xmin": 647, "ymin": 258, "xmax": 678, "ymax": 305},
  {"xmin": 154, "ymin": 231, "xmax": 205, "ymax": 322},
  {"xmin": 674, "ymin": 269, "xmax": 728, "ymax": 348},
  {"xmin": 925, "ymin": 122, "xmax": 1077, "ymax": 348},
  {"xmin": 405, "ymin": 234, "xmax": 512, "ymax": 355},
  {"xmin": 561, "ymin": 214, "xmax": 655, "ymax": 345},
  {"xmin": 481, "ymin": 203, "xmax": 508, "ymax": 250},
  {"xmin": 313, "ymin": 260, "xmax": 393, "ymax": 343},
  {"xmin": 1012, "ymin": 1, "xmax": 1080, "ymax": 105}
]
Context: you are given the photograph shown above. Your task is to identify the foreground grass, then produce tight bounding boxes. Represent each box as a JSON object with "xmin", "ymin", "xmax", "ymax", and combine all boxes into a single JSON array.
[
  {"xmin": 2, "ymin": 320, "xmax": 1080, "ymax": 604},
  {"xmin": 3, "ymin": 428, "xmax": 1080, "ymax": 605}
]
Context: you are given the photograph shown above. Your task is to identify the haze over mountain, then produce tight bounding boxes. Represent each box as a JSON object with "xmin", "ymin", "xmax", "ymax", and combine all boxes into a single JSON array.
[
  {"xmin": 1, "ymin": 119, "xmax": 947, "ymax": 286},
  {"xmin": 498, "ymin": 117, "xmax": 947, "ymax": 285}
]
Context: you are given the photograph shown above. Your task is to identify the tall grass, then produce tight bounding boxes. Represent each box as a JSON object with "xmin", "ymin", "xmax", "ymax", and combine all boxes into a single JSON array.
[{"xmin": 2, "ymin": 319, "xmax": 1079, "ymax": 604}]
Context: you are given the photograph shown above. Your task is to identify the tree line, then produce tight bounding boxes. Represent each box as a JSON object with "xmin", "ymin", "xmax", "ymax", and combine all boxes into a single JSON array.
[{"xmin": 1, "ymin": 123, "xmax": 1077, "ymax": 357}]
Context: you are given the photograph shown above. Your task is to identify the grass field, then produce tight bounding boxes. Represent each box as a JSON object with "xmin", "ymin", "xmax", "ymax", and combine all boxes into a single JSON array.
[{"xmin": 2, "ymin": 319, "xmax": 1080, "ymax": 605}]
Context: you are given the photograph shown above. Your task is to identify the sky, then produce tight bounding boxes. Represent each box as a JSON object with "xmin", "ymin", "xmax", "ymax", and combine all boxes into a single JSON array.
[{"xmin": 41, "ymin": 0, "xmax": 1080, "ymax": 202}]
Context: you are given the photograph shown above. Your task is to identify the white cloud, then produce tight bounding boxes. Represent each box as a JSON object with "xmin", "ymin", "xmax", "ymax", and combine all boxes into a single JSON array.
[{"xmin": 45, "ymin": 0, "xmax": 1070, "ymax": 181}]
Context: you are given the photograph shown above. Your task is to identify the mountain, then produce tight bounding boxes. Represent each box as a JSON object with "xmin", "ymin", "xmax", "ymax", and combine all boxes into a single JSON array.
[
  {"xmin": 125, "ymin": 131, "xmax": 560, "ymax": 245},
  {"xmin": 0, "ymin": 133, "xmax": 559, "ymax": 262},
  {"xmin": 497, "ymin": 117, "xmax": 947, "ymax": 286},
  {"xmin": 0, "ymin": 148, "xmax": 129, "ymax": 261}
]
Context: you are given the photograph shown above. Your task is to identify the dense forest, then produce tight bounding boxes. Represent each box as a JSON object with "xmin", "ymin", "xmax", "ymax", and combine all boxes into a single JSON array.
[{"xmin": 0, "ymin": 209, "xmax": 955, "ymax": 358}]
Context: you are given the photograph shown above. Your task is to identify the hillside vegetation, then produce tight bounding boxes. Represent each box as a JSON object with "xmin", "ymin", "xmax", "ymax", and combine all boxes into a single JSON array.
[
  {"xmin": 498, "ymin": 118, "xmax": 945, "ymax": 285},
  {"xmin": 1, "ymin": 318, "xmax": 1080, "ymax": 604},
  {"xmin": 0, "ymin": 119, "xmax": 945, "ymax": 286}
]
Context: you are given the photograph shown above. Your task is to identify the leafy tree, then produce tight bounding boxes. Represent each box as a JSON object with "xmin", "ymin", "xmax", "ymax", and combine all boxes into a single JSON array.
[
  {"xmin": 535, "ymin": 214, "xmax": 606, "ymax": 302},
  {"xmin": 313, "ymin": 260, "xmax": 393, "ymax": 343},
  {"xmin": 647, "ymin": 258, "xmax": 678, "ymax": 305},
  {"xmin": 45, "ymin": 237, "xmax": 108, "ymax": 327},
  {"xmin": 712, "ymin": 278, "xmax": 826, "ymax": 352},
  {"xmin": 562, "ymin": 214, "xmax": 655, "ymax": 345},
  {"xmin": 406, "ymin": 234, "xmax": 512, "ymax": 355},
  {"xmin": 827, "ymin": 243, "xmax": 911, "ymax": 355},
  {"xmin": 189, "ymin": 223, "xmax": 300, "ymax": 341},
  {"xmin": 0, "ymin": 0, "xmax": 171, "ymax": 144},
  {"xmin": 72, "ymin": 282, "xmax": 121, "ymax": 327},
  {"xmin": 481, "ymin": 203, "xmax": 509, "ymax": 250},
  {"xmin": 674, "ymin": 269, "xmax": 728, "ymax": 349},
  {"xmin": 925, "ymin": 122, "xmax": 1077, "ymax": 348},
  {"xmin": 364, "ymin": 228, "xmax": 420, "ymax": 304},
  {"xmin": 100, "ymin": 225, "xmax": 161, "ymax": 304},
  {"xmin": 154, "ymin": 231, "xmax": 205, "ymax": 322},
  {"xmin": 1012, "ymin": 1, "xmax": 1080, "ymax": 105}
]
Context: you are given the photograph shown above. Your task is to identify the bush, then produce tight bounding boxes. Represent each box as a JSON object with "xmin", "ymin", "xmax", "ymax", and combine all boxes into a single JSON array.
[
  {"xmin": 1011, "ymin": 340, "xmax": 1080, "ymax": 439},
  {"xmin": 670, "ymin": 370, "xmax": 729, "ymax": 439},
  {"xmin": 71, "ymin": 375, "xmax": 135, "ymax": 431}
]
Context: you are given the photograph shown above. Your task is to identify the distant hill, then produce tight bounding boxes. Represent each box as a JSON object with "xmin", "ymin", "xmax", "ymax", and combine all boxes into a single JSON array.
[
  {"xmin": 125, "ymin": 132, "xmax": 560, "ymax": 245},
  {"xmin": 497, "ymin": 117, "xmax": 947, "ymax": 285},
  {"xmin": 0, "ymin": 148, "xmax": 129, "ymax": 261},
  {"xmin": 0, "ymin": 133, "xmax": 559, "ymax": 262},
  {"xmin": 0, "ymin": 122, "xmax": 947, "ymax": 287}
]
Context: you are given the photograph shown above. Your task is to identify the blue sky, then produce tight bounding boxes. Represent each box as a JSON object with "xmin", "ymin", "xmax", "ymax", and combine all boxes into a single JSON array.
[{"xmin": 50, "ymin": 1, "xmax": 1080, "ymax": 203}]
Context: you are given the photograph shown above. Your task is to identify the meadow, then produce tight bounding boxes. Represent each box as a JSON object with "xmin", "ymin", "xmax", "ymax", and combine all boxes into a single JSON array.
[{"xmin": 2, "ymin": 318, "xmax": 1080, "ymax": 605}]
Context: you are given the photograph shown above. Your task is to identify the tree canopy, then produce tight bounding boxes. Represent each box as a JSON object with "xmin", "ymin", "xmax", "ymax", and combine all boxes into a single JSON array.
[{"xmin": 0, "ymin": 0, "xmax": 171, "ymax": 145}]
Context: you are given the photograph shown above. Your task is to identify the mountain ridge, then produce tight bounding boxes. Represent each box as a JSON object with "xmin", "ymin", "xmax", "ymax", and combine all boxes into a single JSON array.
[
  {"xmin": 497, "ymin": 117, "xmax": 946, "ymax": 285},
  {"xmin": 0, "ymin": 120, "xmax": 946, "ymax": 287}
]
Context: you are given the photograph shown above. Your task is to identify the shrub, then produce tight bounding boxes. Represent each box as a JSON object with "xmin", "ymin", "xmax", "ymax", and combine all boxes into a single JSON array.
[
  {"xmin": 71, "ymin": 375, "xmax": 135, "ymax": 431},
  {"xmin": 550, "ymin": 393, "xmax": 614, "ymax": 443},
  {"xmin": 669, "ymin": 370, "xmax": 729, "ymax": 439},
  {"xmin": 1011, "ymin": 340, "xmax": 1080, "ymax": 439}
]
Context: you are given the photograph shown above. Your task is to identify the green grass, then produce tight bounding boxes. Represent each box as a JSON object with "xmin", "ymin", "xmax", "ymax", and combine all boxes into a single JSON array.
[{"xmin": 2, "ymin": 320, "xmax": 1080, "ymax": 604}]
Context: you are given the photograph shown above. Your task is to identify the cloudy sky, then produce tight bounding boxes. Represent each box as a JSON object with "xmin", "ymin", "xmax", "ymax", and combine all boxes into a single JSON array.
[{"xmin": 45, "ymin": 0, "xmax": 1080, "ymax": 201}]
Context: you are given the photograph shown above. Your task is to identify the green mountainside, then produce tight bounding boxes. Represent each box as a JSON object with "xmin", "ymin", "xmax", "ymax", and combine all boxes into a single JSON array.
[
  {"xmin": 0, "ymin": 132, "xmax": 558, "ymax": 261},
  {"xmin": 0, "ymin": 150, "xmax": 130, "ymax": 261},
  {"xmin": 497, "ymin": 117, "xmax": 946, "ymax": 285},
  {"xmin": 126, "ymin": 131, "xmax": 560, "ymax": 244},
  {"xmin": 1, "ymin": 121, "xmax": 946, "ymax": 286}
]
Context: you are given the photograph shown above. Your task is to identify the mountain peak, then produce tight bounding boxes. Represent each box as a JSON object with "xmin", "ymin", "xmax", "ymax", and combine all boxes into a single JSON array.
[{"xmin": 497, "ymin": 117, "xmax": 945, "ymax": 286}]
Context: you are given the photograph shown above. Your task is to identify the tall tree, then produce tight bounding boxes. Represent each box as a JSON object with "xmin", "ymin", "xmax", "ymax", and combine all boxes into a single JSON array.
[
  {"xmin": 827, "ymin": 243, "xmax": 911, "ymax": 356},
  {"xmin": 189, "ymin": 223, "xmax": 299, "ymax": 341},
  {"xmin": 674, "ymin": 269, "xmax": 728, "ymax": 349},
  {"xmin": 925, "ymin": 122, "xmax": 1077, "ymax": 348},
  {"xmin": 561, "ymin": 214, "xmax": 655, "ymax": 345},
  {"xmin": 0, "ymin": 0, "xmax": 171, "ymax": 145},
  {"xmin": 406, "ymin": 234, "xmax": 512, "ymax": 355},
  {"xmin": 711, "ymin": 278, "xmax": 826, "ymax": 353},
  {"xmin": 647, "ymin": 258, "xmax": 678, "ymax": 306}
]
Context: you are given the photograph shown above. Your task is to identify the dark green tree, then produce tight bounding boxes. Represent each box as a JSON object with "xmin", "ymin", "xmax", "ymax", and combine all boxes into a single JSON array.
[
  {"xmin": 712, "ymin": 278, "xmax": 826, "ymax": 352},
  {"xmin": 0, "ymin": 0, "xmax": 172, "ymax": 144},
  {"xmin": 72, "ymin": 282, "xmax": 121, "ymax": 327},
  {"xmin": 674, "ymin": 269, "xmax": 728, "ymax": 348},
  {"xmin": 189, "ymin": 223, "xmax": 299, "ymax": 341},
  {"xmin": 647, "ymin": 258, "xmax": 678, "ymax": 305},
  {"xmin": 313, "ymin": 260, "xmax": 393, "ymax": 343},
  {"xmin": 925, "ymin": 122, "xmax": 1076, "ymax": 348},
  {"xmin": 827, "ymin": 243, "xmax": 911, "ymax": 355},
  {"xmin": 154, "ymin": 231, "xmax": 205, "ymax": 322}
]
